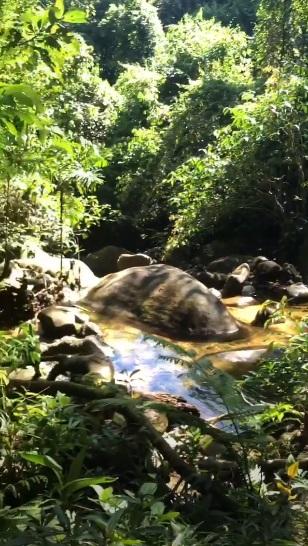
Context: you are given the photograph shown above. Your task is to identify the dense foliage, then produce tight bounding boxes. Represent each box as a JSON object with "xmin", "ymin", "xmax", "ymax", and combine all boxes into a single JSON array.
[
  {"xmin": 1, "ymin": 324, "xmax": 308, "ymax": 545},
  {"xmin": 0, "ymin": 2, "xmax": 308, "ymax": 542},
  {"xmin": 73, "ymin": 0, "xmax": 306, "ymax": 262},
  {"xmin": 1, "ymin": 0, "xmax": 307, "ymax": 262},
  {"xmin": 0, "ymin": 0, "xmax": 112, "ymax": 259}
]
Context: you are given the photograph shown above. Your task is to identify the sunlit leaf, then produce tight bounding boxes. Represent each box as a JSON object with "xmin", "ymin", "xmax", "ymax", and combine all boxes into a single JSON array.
[
  {"xmin": 287, "ymin": 462, "xmax": 299, "ymax": 479},
  {"xmin": 63, "ymin": 10, "xmax": 87, "ymax": 23}
]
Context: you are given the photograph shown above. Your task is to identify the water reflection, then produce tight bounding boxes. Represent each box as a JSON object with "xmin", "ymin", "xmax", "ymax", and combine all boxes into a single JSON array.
[
  {"xmin": 110, "ymin": 332, "xmax": 224, "ymax": 418},
  {"xmin": 90, "ymin": 301, "xmax": 308, "ymax": 419}
]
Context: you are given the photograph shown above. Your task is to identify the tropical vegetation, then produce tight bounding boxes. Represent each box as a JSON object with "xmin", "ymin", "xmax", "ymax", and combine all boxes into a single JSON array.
[{"xmin": 0, "ymin": 0, "xmax": 307, "ymax": 544}]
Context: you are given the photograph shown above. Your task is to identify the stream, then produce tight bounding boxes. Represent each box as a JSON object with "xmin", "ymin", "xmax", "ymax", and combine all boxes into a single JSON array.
[{"xmin": 90, "ymin": 298, "xmax": 308, "ymax": 419}]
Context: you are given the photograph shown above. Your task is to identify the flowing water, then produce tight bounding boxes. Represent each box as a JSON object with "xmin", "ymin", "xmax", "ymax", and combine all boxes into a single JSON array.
[{"xmin": 89, "ymin": 299, "xmax": 308, "ymax": 419}]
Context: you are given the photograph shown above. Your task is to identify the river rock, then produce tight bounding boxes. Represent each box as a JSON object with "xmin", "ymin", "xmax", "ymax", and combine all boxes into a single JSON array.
[
  {"xmin": 117, "ymin": 253, "xmax": 152, "ymax": 271},
  {"xmin": 196, "ymin": 270, "xmax": 227, "ymax": 289},
  {"xmin": 208, "ymin": 288, "xmax": 222, "ymax": 299},
  {"xmin": 81, "ymin": 264, "xmax": 245, "ymax": 341},
  {"xmin": 252, "ymin": 303, "xmax": 279, "ymax": 327},
  {"xmin": 84, "ymin": 245, "xmax": 132, "ymax": 277},
  {"xmin": 236, "ymin": 296, "xmax": 257, "ymax": 307},
  {"xmin": 270, "ymin": 282, "xmax": 308, "ymax": 303},
  {"xmin": 207, "ymin": 255, "xmax": 252, "ymax": 274},
  {"xmin": 241, "ymin": 284, "xmax": 256, "ymax": 297},
  {"xmin": 38, "ymin": 306, "xmax": 100, "ymax": 339},
  {"xmin": 222, "ymin": 263, "xmax": 250, "ymax": 298},
  {"xmin": 253, "ymin": 259, "xmax": 282, "ymax": 282},
  {"xmin": 38, "ymin": 307, "xmax": 78, "ymax": 338},
  {"xmin": 280, "ymin": 263, "xmax": 302, "ymax": 283},
  {"xmin": 47, "ymin": 353, "xmax": 114, "ymax": 383},
  {"xmin": 211, "ymin": 348, "xmax": 268, "ymax": 370},
  {"xmin": 41, "ymin": 334, "xmax": 113, "ymax": 358},
  {"xmin": 11, "ymin": 245, "xmax": 98, "ymax": 290}
]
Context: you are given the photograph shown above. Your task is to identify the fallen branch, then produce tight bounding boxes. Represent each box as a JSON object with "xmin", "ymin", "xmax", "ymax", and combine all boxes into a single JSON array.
[
  {"xmin": 141, "ymin": 400, "xmax": 235, "ymax": 444},
  {"xmin": 262, "ymin": 458, "xmax": 308, "ymax": 471},
  {"xmin": 107, "ymin": 399, "xmax": 235, "ymax": 510},
  {"xmin": 7, "ymin": 378, "xmax": 235, "ymax": 511},
  {"xmin": 8, "ymin": 378, "xmax": 119, "ymax": 399},
  {"xmin": 199, "ymin": 456, "xmax": 308, "ymax": 474}
]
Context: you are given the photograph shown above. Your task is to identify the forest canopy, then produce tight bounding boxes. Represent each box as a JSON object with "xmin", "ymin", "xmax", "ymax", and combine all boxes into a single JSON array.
[{"xmin": 0, "ymin": 0, "xmax": 307, "ymax": 263}]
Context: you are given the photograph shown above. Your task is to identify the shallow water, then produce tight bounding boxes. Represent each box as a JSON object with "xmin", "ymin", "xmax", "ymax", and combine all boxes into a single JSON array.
[{"xmin": 85, "ymin": 300, "xmax": 308, "ymax": 418}]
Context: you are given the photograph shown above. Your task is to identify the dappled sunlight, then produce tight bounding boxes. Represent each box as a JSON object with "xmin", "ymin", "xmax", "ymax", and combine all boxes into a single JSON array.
[{"xmin": 89, "ymin": 300, "xmax": 308, "ymax": 418}]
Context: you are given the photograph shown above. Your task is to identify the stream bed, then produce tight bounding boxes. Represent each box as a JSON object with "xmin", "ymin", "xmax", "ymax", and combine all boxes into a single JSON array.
[{"xmin": 90, "ymin": 298, "xmax": 308, "ymax": 418}]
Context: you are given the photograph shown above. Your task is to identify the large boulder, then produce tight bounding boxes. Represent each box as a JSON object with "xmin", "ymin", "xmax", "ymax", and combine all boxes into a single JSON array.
[
  {"xmin": 117, "ymin": 253, "xmax": 152, "ymax": 271},
  {"xmin": 84, "ymin": 245, "xmax": 131, "ymax": 277},
  {"xmin": 12, "ymin": 246, "xmax": 98, "ymax": 290},
  {"xmin": 81, "ymin": 264, "xmax": 245, "ymax": 341}
]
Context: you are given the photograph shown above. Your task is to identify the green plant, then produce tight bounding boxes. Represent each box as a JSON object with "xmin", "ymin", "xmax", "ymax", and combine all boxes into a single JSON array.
[{"xmin": 0, "ymin": 323, "xmax": 40, "ymax": 374}]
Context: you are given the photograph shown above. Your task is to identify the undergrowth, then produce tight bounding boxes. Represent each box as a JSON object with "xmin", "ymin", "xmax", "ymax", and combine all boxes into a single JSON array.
[{"xmin": 0, "ymin": 324, "xmax": 308, "ymax": 545}]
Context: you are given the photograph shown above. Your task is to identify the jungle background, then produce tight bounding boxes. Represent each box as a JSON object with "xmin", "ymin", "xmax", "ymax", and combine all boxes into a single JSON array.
[{"xmin": 0, "ymin": 1, "xmax": 308, "ymax": 544}]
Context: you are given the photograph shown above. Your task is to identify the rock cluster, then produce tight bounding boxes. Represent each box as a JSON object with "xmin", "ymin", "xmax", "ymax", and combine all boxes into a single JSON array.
[{"xmin": 189, "ymin": 255, "xmax": 307, "ymax": 304}]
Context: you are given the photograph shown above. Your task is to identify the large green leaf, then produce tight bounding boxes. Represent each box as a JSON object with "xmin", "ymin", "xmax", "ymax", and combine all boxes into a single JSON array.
[
  {"xmin": 0, "ymin": 84, "xmax": 43, "ymax": 112},
  {"xmin": 54, "ymin": 0, "xmax": 65, "ymax": 18},
  {"xmin": 63, "ymin": 10, "xmax": 87, "ymax": 24},
  {"xmin": 62, "ymin": 475, "xmax": 115, "ymax": 496}
]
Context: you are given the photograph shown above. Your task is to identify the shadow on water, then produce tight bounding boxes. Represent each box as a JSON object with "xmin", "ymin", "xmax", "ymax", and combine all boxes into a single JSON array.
[{"xmin": 89, "ymin": 299, "xmax": 308, "ymax": 419}]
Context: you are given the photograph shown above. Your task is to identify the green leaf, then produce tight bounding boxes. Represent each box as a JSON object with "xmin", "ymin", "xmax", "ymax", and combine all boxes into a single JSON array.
[
  {"xmin": 3, "ymin": 120, "xmax": 18, "ymax": 137},
  {"xmin": 62, "ymin": 476, "xmax": 115, "ymax": 497},
  {"xmin": 160, "ymin": 511, "xmax": 180, "ymax": 521},
  {"xmin": 150, "ymin": 501, "xmax": 165, "ymax": 516},
  {"xmin": 21, "ymin": 452, "xmax": 62, "ymax": 472},
  {"xmin": 94, "ymin": 157, "xmax": 109, "ymax": 168},
  {"xmin": 0, "ymin": 84, "xmax": 43, "ymax": 112},
  {"xmin": 20, "ymin": 452, "xmax": 62, "ymax": 483},
  {"xmin": 66, "ymin": 448, "xmax": 86, "ymax": 483},
  {"xmin": 63, "ymin": 10, "xmax": 87, "ymax": 23},
  {"xmin": 52, "ymin": 137, "xmax": 74, "ymax": 155},
  {"xmin": 55, "ymin": 0, "xmax": 65, "ymax": 17},
  {"xmin": 138, "ymin": 482, "xmax": 157, "ymax": 496}
]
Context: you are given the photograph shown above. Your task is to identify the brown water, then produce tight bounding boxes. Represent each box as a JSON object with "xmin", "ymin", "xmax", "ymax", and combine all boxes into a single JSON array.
[{"xmin": 89, "ymin": 299, "xmax": 308, "ymax": 418}]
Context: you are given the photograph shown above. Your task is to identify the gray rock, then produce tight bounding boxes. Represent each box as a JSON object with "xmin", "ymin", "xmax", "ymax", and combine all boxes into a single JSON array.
[
  {"xmin": 222, "ymin": 263, "xmax": 250, "ymax": 298},
  {"xmin": 38, "ymin": 306, "xmax": 101, "ymax": 339},
  {"xmin": 196, "ymin": 270, "xmax": 227, "ymax": 289},
  {"xmin": 81, "ymin": 264, "xmax": 246, "ymax": 341},
  {"xmin": 117, "ymin": 253, "xmax": 152, "ymax": 271},
  {"xmin": 282, "ymin": 283, "xmax": 308, "ymax": 303},
  {"xmin": 241, "ymin": 284, "xmax": 256, "ymax": 297},
  {"xmin": 207, "ymin": 255, "xmax": 252, "ymax": 274},
  {"xmin": 41, "ymin": 334, "xmax": 113, "ymax": 358},
  {"xmin": 254, "ymin": 259, "xmax": 282, "ymax": 282},
  {"xmin": 236, "ymin": 296, "xmax": 257, "ymax": 307},
  {"xmin": 84, "ymin": 245, "xmax": 131, "ymax": 277},
  {"xmin": 47, "ymin": 353, "xmax": 114, "ymax": 383},
  {"xmin": 38, "ymin": 307, "xmax": 78, "ymax": 339},
  {"xmin": 252, "ymin": 303, "xmax": 279, "ymax": 327},
  {"xmin": 208, "ymin": 288, "xmax": 222, "ymax": 299},
  {"xmin": 11, "ymin": 245, "xmax": 98, "ymax": 290},
  {"xmin": 211, "ymin": 348, "xmax": 268, "ymax": 368}
]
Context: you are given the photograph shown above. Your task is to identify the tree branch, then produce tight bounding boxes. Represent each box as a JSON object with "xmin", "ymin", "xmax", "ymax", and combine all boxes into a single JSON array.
[{"xmin": 7, "ymin": 378, "xmax": 235, "ymax": 511}]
